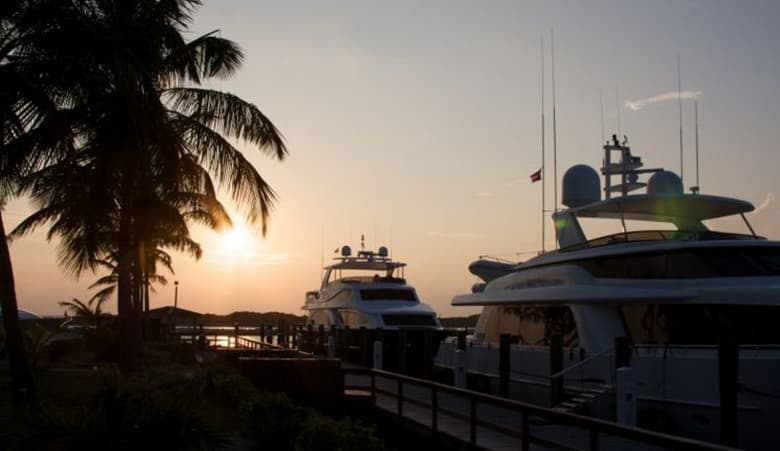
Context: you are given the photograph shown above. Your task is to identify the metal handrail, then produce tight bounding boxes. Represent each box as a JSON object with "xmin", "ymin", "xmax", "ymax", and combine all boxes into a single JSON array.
[
  {"xmin": 549, "ymin": 347, "xmax": 612, "ymax": 380},
  {"xmin": 343, "ymin": 367, "xmax": 737, "ymax": 451}
]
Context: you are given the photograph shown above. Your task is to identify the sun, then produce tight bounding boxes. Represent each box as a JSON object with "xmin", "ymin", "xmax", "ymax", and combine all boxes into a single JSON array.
[{"xmin": 219, "ymin": 224, "xmax": 256, "ymax": 257}]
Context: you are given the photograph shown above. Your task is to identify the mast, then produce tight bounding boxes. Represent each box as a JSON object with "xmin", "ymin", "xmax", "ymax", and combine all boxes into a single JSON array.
[
  {"xmin": 678, "ymin": 53, "xmax": 684, "ymax": 185},
  {"xmin": 694, "ymin": 99, "xmax": 700, "ymax": 192},
  {"xmin": 540, "ymin": 35, "xmax": 546, "ymax": 253},
  {"xmin": 551, "ymin": 29, "xmax": 558, "ymax": 215}
]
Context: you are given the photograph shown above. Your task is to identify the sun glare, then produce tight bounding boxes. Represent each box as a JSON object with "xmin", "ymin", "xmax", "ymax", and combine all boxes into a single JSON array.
[{"xmin": 221, "ymin": 225, "xmax": 254, "ymax": 256}]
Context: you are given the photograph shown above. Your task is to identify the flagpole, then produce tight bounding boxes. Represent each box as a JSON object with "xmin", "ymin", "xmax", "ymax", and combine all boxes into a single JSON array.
[{"xmin": 540, "ymin": 35, "xmax": 546, "ymax": 253}]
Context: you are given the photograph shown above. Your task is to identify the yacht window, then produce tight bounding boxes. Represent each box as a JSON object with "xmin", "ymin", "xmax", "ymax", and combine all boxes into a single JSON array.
[
  {"xmin": 577, "ymin": 247, "xmax": 780, "ymax": 278},
  {"xmin": 381, "ymin": 314, "xmax": 437, "ymax": 327},
  {"xmin": 339, "ymin": 310, "xmax": 368, "ymax": 328},
  {"xmin": 620, "ymin": 304, "xmax": 780, "ymax": 345},
  {"xmin": 483, "ymin": 306, "xmax": 578, "ymax": 347},
  {"xmin": 361, "ymin": 289, "xmax": 417, "ymax": 301}
]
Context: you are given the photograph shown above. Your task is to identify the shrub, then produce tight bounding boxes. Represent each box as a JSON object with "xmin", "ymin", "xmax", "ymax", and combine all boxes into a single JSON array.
[
  {"xmin": 247, "ymin": 391, "xmax": 306, "ymax": 450},
  {"xmin": 295, "ymin": 415, "xmax": 383, "ymax": 451}
]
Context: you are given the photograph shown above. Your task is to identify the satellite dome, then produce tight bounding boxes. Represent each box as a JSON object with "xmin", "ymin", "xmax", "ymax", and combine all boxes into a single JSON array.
[
  {"xmin": 341, "ymin": 245, "xmax": 352, "ymax": 257},
  {"xmin": 378, "ymin": 246, "xmax": 388, "ymax": 257},
  {"xmin": 562, "ymin": 165, "xmax": 601, "ymax": 207},
  {"xmin": 647, "ymin": 170, "xmax": 683, "ymax": 195}
]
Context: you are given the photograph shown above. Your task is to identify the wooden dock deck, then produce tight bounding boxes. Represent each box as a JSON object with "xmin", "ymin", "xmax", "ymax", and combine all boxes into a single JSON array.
[{"xmin": 344, "ymin": 368, "xmax": 736, "ymax": 451}]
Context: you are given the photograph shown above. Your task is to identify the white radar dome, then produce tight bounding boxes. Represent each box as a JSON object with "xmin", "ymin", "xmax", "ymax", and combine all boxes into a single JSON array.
[
  {"xmin": 562, "ymin": 165, "xmax": 601, "ymax": 207},
  {"xmin": 647, "ymin": 171, "xmax": 683, "ymax": 195}
]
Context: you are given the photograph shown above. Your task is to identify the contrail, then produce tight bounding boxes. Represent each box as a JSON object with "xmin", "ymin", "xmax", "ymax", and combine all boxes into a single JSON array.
[
  {"xmin": 625, "ymin": 90, "xmax": 702, "ymax": 111},
  {"xmin": 754, "ymin": 193, "xmax": 776, "ymax": 215}
]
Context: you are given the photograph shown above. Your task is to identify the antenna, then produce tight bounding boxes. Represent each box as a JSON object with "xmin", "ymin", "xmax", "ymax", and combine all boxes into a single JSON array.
[
  {"xmin": 540, "ymin": 35, "xmax": 546, "ymax": 253},
  {"xmin": 615, "ymin": 84, "xmax": 621, "ymax": 137},
  {"xmin": 551, "ymin": 28, "xmax": 558, "ymax": 216},
  {"xmin": 599, "ymin": 88, "xmax": 605, "ymax": 144},
  {"xmin": 677, "ymin": 53, "xmax": 684, "ymax": 185},
  {"xmin": 694, "ymin": 99, "xmax": 700, "ymax": 191}
]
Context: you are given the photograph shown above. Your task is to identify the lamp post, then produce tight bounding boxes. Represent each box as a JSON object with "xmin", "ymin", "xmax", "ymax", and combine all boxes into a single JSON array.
[{"xmin": 174, "ymin": 280, "xmax": 179, "ymax": 310}]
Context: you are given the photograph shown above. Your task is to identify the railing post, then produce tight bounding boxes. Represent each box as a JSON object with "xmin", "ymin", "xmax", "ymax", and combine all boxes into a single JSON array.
[
  {"xmin": 499, "ymin": 333, "xmax": 511, "ymax": 397},
  {"xmin": 306, "ymin": 325, "xmax": 313, "ymax": 353},
  {"xmin": 327, "ymin": 334, "xmax": 336, "ymax": 358},
  {"xmin": 550, "ymin": 334, "xmax": 563, "ymax": 407},
  {"xmin": 360, "ymin": 327, "xmax": 369, "ymax": 366},
  {"xmin": 457, "ymin": 330, "xmax": 467, "ymax": 350},
  {"xmin": 423, "ymin": 329, "xmax": 433, "ymax": 380},
  {"xmin": 370, "ymin": 371, "xmax": 376, "ymax": 403},
  {"xmin": 233, "ymin": 323, "xmax": 239, "ymax": 348},
  {"xmin": 397, "ymin": 378, "xmax": 403, "ymax": 420},
  {"xmin": 398, "ymin": 330, "xmax": 407, "ymax": 374},
  {"xmin": 341, "ymin": 325, "xmax": 350, "ymax": 361},
  {"xmin": 718, "ymin": 336, "xmax": 739, "ymax": 447},
  {"xmin": 454, "ymin": 348, "xmax": 467, "ymax": 389},
  {"xmin": 373, "ymin": 340, "xmax": 383, "ymax": 370},
  {"xmin": 589, "ymin": 429, "xmax": 599, "ymax": 451},
  {"xmin": 521, "ymin": 410, "xmax": 529, "ymax": 451},
  {"xmin": 198, "ymin": 324, "xmax": 206, "ymax": 350},
  {"xmin": 614, "ymin": 336, "xmax": 631, "ymax": 368},
  {"xmin": 431, "ymin": 385, "xmax": 438, "ymax": 439},
  {"xmin": 329, "ymin": 325, "xmax": 337, "ymax": 356},
  {"xmin": 469, "ymin": 397, "xmax": 477, "ymax": 446},
  {"xmin": 616, "ymin": 367, "xmax": 636, "ymax": 426}
]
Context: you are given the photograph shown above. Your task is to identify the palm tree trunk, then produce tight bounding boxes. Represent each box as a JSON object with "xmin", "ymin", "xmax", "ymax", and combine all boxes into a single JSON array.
[
  {"xmin": 0, "ymin": 211, "xmax": 36, "ymax": 404},
  {"xmin": 131, "ymin": 251, "xmax": 144, "ymax": 348},
  {"xmin": 117, "ymin": 205, "xmax": 135, "ymax": 371},
  {"xmin": 143, "ymin": 273, "xmax": 150, "ymax": 341}
]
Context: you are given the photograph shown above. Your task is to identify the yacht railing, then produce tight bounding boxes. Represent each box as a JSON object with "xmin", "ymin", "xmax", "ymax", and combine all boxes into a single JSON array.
[{"xmin": 561, "ymin": 229, "xmax": 763, "ymax": 252}]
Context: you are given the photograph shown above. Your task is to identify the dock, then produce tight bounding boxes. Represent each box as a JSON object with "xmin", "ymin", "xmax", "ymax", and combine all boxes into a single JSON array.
[{"xmin": 343, "ymin": 367, "xmax": 736, "ymax": 451}]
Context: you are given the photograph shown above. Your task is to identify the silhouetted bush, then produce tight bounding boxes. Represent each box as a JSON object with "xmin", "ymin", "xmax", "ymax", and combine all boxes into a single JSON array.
[{"xmin": 295, "ymin": 415, "xmax": 383, "ymax": 451}]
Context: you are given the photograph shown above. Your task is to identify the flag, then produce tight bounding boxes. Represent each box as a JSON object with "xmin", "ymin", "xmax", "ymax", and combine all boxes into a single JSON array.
[{"xmin": 530, "ymin": 168, "xmax": 542, "ymax": 183}]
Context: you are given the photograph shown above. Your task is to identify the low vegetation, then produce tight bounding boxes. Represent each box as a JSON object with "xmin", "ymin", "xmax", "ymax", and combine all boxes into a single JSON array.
[{"xmin": 0, "ymin": 335, "xmax": 383, "ymax": 450}]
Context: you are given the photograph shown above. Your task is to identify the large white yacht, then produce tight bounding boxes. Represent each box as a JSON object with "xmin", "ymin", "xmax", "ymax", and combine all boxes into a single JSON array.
[
  {"xmin": 303, "ymin": 242, "xmax": 442, "ymax": 331},
  {"xmin": 437, "ymin": 135, "xmax": 780, "ymax": 449}
]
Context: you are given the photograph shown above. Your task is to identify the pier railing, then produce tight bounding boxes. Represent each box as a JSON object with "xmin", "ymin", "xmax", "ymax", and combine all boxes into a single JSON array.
[{"xmin": 343, "ymin": 367, "xmax": 737, "ymax": 451}]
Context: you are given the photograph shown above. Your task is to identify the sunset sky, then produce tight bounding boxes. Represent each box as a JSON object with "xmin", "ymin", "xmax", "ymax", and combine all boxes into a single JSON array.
[{"xmin": 7, "ymin": 0, "xmax": 780, "ymax": 317}]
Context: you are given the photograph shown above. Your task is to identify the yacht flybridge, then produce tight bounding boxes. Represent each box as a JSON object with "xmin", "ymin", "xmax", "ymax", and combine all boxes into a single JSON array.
[
  {"xmin": 439, "ymin": 135, "xmax": 780, "ymax": 449},
  {"xmin": 304, "ymin": 243, "xmax": 442, "ymax": 330}
]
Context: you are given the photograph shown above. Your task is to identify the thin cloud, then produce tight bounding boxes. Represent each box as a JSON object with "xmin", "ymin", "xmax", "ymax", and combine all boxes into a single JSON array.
[
  {"xmin": 625, "ymin": 90, "xmax": 702, "ymax": 111},
  {"xmin": 205, "ymin": 252, "xmax": 302, "ymax": 266},
  {"xmin": 476, "ymin": 191, "xmax": 495, "ymax": 197},
  {"xmin": 426, "ymin": 231, "xmax": 484, "ymax": 240}
]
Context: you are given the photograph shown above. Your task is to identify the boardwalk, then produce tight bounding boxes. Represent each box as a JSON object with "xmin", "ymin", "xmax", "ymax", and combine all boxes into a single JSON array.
[{"xmin": 344, "ymin": 368, "xmax": 735, "ymax": 451}]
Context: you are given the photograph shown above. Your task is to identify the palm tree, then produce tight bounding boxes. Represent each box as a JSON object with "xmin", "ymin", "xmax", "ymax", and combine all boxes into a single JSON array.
[
  {"xmin": 0, "ymin": 0, "xmax": 85, "ymax": 405},
  {"xmin": 11, "ymin": 0, "xmax": 287, "ymax": 370},
  {"xmin": 59, "ymin": 297, "xmax": 108, "ymax": 328}
]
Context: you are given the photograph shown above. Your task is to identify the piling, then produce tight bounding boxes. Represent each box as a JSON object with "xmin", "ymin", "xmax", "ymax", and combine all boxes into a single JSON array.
[
  {"xmin": 398, "ymin": 330, "xmax": 407, "ymax": 374},
  {"xmin": 550, "ymin": 334, "xmax": 563, "ymax": 406},
  {"xmin": 499, "ymin": 333, "xmax": 511, "ymax": 397}
]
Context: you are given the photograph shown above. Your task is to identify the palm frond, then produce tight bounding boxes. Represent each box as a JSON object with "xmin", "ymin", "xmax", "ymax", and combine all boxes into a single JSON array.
[{"xmin": 164, "ymin": 87, "xmax": 287, "ymax": 159}]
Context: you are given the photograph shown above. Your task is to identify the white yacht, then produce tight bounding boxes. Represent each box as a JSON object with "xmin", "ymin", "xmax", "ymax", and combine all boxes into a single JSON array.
[
  {"xmin": 437, "ymin": 135, "xmax": 780, "ymax": 449},
  {"xmin": 304, "ymin": 243, "xmax": 442, "ymax": 331}
]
